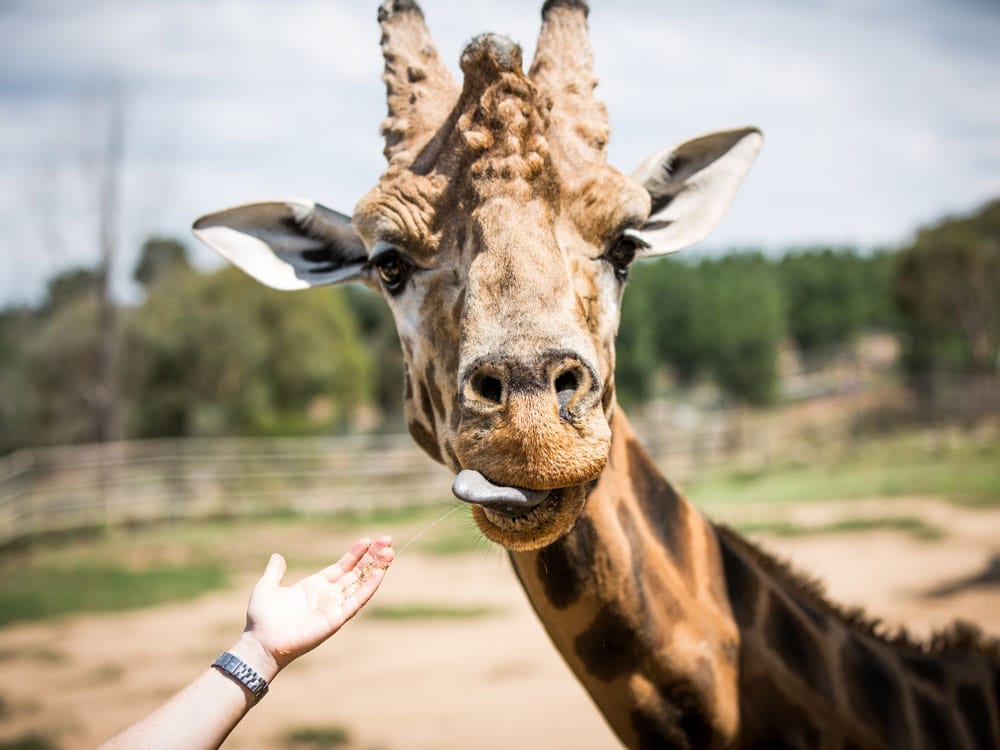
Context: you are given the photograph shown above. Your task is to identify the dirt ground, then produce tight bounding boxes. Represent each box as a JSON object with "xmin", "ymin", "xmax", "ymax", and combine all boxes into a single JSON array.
[{"xmin": 1, "ymin": 500, "xmax": 999, "ymax": 750}]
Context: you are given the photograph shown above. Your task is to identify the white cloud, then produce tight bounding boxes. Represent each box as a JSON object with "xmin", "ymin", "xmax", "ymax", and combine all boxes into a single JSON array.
[{"xmin": 1, "ymin": 0, "xmax": 998, "ymax": 303}]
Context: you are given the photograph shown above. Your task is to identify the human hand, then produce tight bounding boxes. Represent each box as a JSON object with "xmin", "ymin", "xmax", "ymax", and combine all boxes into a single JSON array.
[{"xmin": 234, "ymin": 536, "xmax": 394, "ymax": 679}]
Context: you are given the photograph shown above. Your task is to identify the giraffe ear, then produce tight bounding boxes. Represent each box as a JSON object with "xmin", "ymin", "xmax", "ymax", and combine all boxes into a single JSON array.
[
  {"xmin": 192, "ymin": 199, "xmax": 368, "ymax": 291},
  {"xmin": 630, "ymin": 127, "xmax": 763, "ymax": 257}
]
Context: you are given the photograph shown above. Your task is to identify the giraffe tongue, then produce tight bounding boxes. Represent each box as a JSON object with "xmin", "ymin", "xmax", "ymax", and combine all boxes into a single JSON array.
[{"xmin": 452, "ymin": 470, "xmax": 551, "ymax": 516}]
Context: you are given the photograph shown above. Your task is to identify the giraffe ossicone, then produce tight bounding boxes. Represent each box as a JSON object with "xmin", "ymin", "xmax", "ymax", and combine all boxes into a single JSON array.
[{"xmin": 194, "ymin": 3, "xmax": 999, "ymax": 747}]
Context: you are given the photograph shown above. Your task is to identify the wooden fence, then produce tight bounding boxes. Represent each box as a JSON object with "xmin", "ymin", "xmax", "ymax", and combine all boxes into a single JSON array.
[{"xmin": 0, "ymin": 391, "xmax": 878, "ymax": 549}]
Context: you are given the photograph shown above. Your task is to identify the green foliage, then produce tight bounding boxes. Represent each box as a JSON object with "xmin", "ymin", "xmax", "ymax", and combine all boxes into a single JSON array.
[
  {"xmin": 0, "ymin": 733, "xmax": 58, "ymax": 750},
  {"xmin": 0, "ymin": 275, "xmax": 113, "ymax": 450},
  {"xmin": 133, "ymin": 236, "xmax": 191, "ymax": 288},
  {"xmin": 734, "ymin": 516, "xmax": 943, "ymax": 541},
  {"xmin": 123, "ymin": 264, "xmax": 374, "ymax": 437},
  {"xmin": 893, "ymin": 199, "xmax": 1000, "ymax": 385},
  {"xmin": 619, "ymin": 254, "xmax": 785, "ymax": 405},
  {"xmin": 777, "ymin": 248, "xmax": 895, "ymax": 355},
  {"xmin": 369, "ymin": 603, "xmax": 500, "ymax": 620},
  {"xmin": 342, "ymin": 285, "xmax": 404, "ymax": 427},
  {"xmin": 690, "ymin": 430, "xmax": 1000, "ymax": 509},
  {"xmin": 44, "ymin": 267, "xmax": 101, "ymax": 311},
  {"xmin": 0, "ymin": 560, "xmax": 228, "ymax": 627},
  {"xmin": 282, "ymin": 726, "xmax": 350, "ymax": 749},
  {"xmin": 693, "ymin": 254, "xmax": 785, "ymax": 404}
]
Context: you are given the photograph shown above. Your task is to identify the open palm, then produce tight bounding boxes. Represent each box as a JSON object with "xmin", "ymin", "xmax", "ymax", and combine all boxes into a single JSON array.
[{"xmin": 244, "ymin": 537, "xmax": 394, "ymax": 670}]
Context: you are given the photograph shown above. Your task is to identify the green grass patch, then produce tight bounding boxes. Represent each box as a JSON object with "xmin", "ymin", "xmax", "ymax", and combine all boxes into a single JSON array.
[
  {"xmin": 689, "ymin": 432, "xmax": 1000, "ymax": 509},
  {"xmin": 324, "ymin": 504, "xmax": 452, "ymax": 530},
  {"xmin": 734, "ymin": 515, "xmax": 944, "ymax": 541},
  {"xmin": 282, "ymin": 725, "xmax": 350, "ymax": 749},
  {"xmin": 0, "ymin": 561, "xmax": 228, "ymax": 627},
  {"xmin": 0, "ymin": 734, "xmax": 57, "ymax": 750},
  {"xmin": 369, "ymin": 603, "xmax": 501, "ymax": 621},
  {"xmin": 415, "ymin": 526, "xmax": 490, "ymax": 556}
]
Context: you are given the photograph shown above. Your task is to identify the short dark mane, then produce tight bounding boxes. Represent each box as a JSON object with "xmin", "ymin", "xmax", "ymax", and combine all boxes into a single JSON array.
[{"xmin": 714, "ymin": 524, "xmax": 1000, "ymax": 664}]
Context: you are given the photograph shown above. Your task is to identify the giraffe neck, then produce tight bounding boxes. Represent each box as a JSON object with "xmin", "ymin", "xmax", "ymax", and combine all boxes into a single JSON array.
[
  {"xmin": 509, "ymin": 409, "xmax": 1000, "ymax": 749},
  {"xmin": 718, "ymin": 525, "xmax": 1000, "ymax": 749},
  {"xmin": 509, "ymin": 409, "xmax": 742, "ymax": 747}
]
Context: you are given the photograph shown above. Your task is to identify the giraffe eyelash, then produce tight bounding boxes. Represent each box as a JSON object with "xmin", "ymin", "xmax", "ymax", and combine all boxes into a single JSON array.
[{"xmin": 621, "ymin": 228, "xmax": 651, "ymax": 249}]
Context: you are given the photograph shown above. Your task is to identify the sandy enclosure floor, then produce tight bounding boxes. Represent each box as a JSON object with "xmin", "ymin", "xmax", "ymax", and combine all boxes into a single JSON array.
[{"xmin": 1, "ymin": 501, "xmax": 999, "ymax": 750}]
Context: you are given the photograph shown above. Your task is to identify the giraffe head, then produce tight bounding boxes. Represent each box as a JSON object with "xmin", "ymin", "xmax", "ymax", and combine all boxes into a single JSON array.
[{"xmin": 193, "ymin": 0, "xmax": 762, "ymax": 551}]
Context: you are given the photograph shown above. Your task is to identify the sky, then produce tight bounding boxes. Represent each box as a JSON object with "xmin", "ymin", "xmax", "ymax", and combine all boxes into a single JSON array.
[{"xmin": 1, "ymin": 0, "xmax": 998, "ymax": 306}]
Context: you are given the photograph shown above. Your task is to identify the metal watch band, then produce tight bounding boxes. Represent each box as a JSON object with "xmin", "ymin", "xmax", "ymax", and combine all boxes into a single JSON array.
[{"xmin": 212, "ymin": 651, "xmax": 269, "ymax": 703}]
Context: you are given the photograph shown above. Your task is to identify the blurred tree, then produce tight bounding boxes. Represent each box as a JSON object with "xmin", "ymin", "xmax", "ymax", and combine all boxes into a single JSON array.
[
  {"xmin": 614, "ymin": 266, "xmax": 659, "ymax": 405},
  {"xmin": 893, "ymin": 199, "xmax": 1000, "ymax": 386},
  {"xmin": 694, "ymin": 255, "xmax": 785, "ymax": 405},
  {"xmin": 341, "ymin": 286, "xmax": 405, "ymax": 428},
  {"xmin": 778, "ymin": 248, "xmax": 865, "ymax": 354},
  {"xmin": 0, "ymin": 266, "xmax": 131, "ymax": 449},
  {"xmin": 44, "ymin": 268, "xmax": 101, "ymax": 311},
  {"xmin": 777, "ymin": 248, "xmax": 896, "ymax": 358},
  {"xmin": 123, "ymin": 262, "xmax": 375, "ymax": 438},
  {"xmin": 6, "ymin": 293, "xmax": 110, "ymax": 447},
  {"xmin": 0, "ymin": 307, "xmax": 36, "ymax": 453},
  {"xmin": 618, "ymin": 254, "xmax": 784, "ymax": 405},
  {"xmin": 133, "ymin": 237, "xmax": 191, "ymax": 288}
]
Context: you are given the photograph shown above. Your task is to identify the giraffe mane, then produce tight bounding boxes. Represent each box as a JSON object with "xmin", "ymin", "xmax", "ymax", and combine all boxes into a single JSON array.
[{"xmin": 714, "ymin": 525, "xmax": 1000, "ymax": 664}]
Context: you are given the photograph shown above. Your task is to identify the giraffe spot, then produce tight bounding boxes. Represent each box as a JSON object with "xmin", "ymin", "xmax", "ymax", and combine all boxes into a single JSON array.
[
  {"xmin": 957, "ymin": 682, "xmax": 998, "ymax": 750},
  {"xmin": 913, "ymin": 690, "xmax": 957, "ymax": 749},
  {"xmin": 450, "ymin": 287, "xmax": 466, "ymax": 330},
  {"xmin": 840, "ymin": 636, "xmax": 908, "ymax": 747},
  {"xmin": 407, "ymin": 419, "xmax": 442, "ymax": 463},
  {"xmin": 574, "ymin": 604, "xmax": 642, "ymax": 682},
  {"xmin": 444, "ymin": 442, "xmax": 460, "ymax": 470},
  {"xmin": 601, "ymin": 376, "xmax": 615, "ymax": 413},
  {"xmin": 765, "ymin": 594, "xmax": 834, "ymax": 701},
  {"xmin": 735, "ymin": 672, "xmax": 822, "ymax": 749},
  {"xmin": 629, "ymin": 707, "xmax": 687, "ymax": 750},
  {"xmin": 718, "ymin": 533, "xmax": 759, "ymax": 628},
  {"xmin": 794, "ymin": 598, "xmax": 830, "ymax": 633},
  {"xmin": 617, "ymin": 503, "xmax": 648, "ymax": 613},
  {"xmin": 426, "ymin": 361, "xmax": 447, "ymax": 420},
  {"xmin": 417, "ymin": 377, "xmax": 435, "ymax": 426},
  {"xmin": 900, "ymin": 652, "xmax": 946, "ymax": 688},
  {"xmin": 628, "ymin": 437, "xmax": 688, "ymax": 570},
  {"xmin": 403, "ymin": 368, "xmax": 414, "ymax": 401},
  {"xmin": 536, "ymin": 515, "xmax": 596, "ymax": 609},
  {"xmin": 629, "ymin": 680, "xmax": 715, "ymax": 748}
]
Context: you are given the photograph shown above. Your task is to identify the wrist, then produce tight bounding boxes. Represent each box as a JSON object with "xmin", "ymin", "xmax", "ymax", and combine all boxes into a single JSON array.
[{"xmin": 228, "ymin": 632, "xmax": 281, "ymax": 683}]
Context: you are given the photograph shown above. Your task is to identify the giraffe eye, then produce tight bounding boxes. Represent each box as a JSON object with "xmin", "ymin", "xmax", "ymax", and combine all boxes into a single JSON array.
[
  {"xmin": 371, "ymin": 250, "xmax": 413, "ymax": 294},
  {"xmin": 604, "ymin": 229, "xmax": 649, "ymax": 282}
]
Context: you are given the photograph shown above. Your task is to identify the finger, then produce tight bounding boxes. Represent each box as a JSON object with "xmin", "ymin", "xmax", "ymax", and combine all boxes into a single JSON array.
[
  {"xmin": 319, "ymin": 537, "xmax": 372, "ymax": 582},
  {"xmin": 371, "ymin": 537, "xmax": 395, "ymax": 567},
  {"xmin": 340, "ymin": 563, "xmax": 389, "ymax": 616},
  {"xmin": 261, "ymin": 553, "xmax": 287, "ymax": 586}
]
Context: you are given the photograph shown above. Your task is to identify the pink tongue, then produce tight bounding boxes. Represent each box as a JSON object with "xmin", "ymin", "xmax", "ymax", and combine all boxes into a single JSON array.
[{"xmin": 451, "ymin": 470, "xmax": 550, "ymax": 511}]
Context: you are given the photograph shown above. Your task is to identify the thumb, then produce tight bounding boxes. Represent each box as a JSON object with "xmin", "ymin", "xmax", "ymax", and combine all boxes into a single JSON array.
[{"xmin": 261, "ymin": 552, "xmax": 287, "ymax": 586}]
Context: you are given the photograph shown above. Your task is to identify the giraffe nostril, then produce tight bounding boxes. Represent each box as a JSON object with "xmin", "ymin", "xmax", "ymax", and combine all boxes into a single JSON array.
[
  {"xmin": 554, "ymin": 370, "xmax": 580, "ymax": 411},
  {"xmin": 472, "ymin": 372, "xmax": 504, "ymax": 405}
]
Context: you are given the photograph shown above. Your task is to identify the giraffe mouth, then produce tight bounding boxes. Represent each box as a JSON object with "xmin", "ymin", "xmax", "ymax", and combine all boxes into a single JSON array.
[
  {"xmin": 452, "ymin": 470, "xmax": 552, "ymax": 518},
  {"xmin": 451, "ymin": 469, "xmax": 590, "ymax": 551}
]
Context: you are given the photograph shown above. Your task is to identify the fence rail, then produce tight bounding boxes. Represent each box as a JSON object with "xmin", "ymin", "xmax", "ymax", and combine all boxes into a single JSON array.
[{"xmin": 0, "ymin": 389, "xmax": 891, "ymax": 548}]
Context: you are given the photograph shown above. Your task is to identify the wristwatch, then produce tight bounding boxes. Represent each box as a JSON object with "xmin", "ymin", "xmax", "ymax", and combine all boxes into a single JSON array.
[{"xmin": 212, "ymin": 651, "xmax": 269, "ymax": 703}]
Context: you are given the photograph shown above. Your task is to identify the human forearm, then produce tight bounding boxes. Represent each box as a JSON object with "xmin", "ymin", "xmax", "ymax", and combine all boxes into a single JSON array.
[
  {"xmin": 98, "ymin": 646, "xmax": 260, "ymax": 750},
  {"xmin": 99, "ymin": 537, "xmax": 392, "ymax": 749}
]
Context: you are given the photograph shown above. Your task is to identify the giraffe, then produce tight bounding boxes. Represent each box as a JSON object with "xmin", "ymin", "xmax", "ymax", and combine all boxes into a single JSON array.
[{"xmin": 193, "ymin": 1, "xmax": 1000, "ymax": 747}]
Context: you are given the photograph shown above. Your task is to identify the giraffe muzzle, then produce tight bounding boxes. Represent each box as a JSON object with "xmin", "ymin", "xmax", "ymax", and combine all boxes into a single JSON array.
[{"xmin": 452, "ymin": 469, "xmax": 551, "ymax": 517}]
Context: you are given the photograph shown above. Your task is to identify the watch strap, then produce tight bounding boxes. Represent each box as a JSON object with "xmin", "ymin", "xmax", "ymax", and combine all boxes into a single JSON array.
[{"xmin": 212, "ymin": 651, "xmax": 269, "ymax": 703}]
